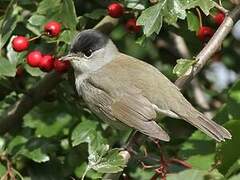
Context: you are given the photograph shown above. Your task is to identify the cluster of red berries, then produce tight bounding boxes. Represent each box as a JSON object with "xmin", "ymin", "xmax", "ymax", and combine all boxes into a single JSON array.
[
  {"xmin": 27, "ymin": 51, "xmax": 69, "ymax": 73},
  {"xmin": 12, "ymin": 21, "xmax": 70, "ymax": 74},
  {"xmin": 197, "ymin": 12, "xmax": 225, "ymax": 42},
  {"xmin": 107, "ymin": 2, "xmax": 141, "ymax": 33}
]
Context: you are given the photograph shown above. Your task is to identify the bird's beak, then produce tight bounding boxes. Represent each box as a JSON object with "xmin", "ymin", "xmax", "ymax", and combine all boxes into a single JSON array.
[{"xmin": 59, "ymin": 53, "xmax": 78, "ymax": 61}]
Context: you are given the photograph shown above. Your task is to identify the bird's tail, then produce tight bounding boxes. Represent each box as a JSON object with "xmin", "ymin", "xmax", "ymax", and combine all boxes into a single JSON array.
[{"xmin": 178, "ymin": 110, "xmax": 231, "ymax": 142}]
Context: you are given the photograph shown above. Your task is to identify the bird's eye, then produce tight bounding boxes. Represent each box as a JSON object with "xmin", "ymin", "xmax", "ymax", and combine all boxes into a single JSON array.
[{"xmin": 83, "ymin": 49, "xmax": 93, "ymax": 58}]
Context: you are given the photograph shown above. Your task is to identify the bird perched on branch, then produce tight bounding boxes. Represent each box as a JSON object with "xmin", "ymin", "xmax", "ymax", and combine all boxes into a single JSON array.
[{"xmin": 60, "ymin": 29, "xmax": 231, "ymax": 142}]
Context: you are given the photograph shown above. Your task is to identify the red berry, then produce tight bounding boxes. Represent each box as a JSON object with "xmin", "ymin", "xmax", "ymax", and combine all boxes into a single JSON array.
[
  {"xmin": 16, "ymin": 66, "xmax": 24, "ymax": 77},
  {"xmin": 213, "ymin": 12, "xmax": 225, "ymax": 26},
  {"xmin": 12, "ymin": 36, "xmax": 29, "ymax": 52},
  {"xmin": 27, "ymin": 51, "xmax": 42, "ymax": 67},
  {"xmin": 107, "ymin": 3, "xmax": 124, "ymax": 18},
  {"xmin": 197, "ymin": 26, "xmax": 214, "ymax": 42},
  {"xmin": 39, "ymin": 54, "xmax": 54, "ymax": 72},
  {"xmin": 44, "ymin": 21, "xmax": 61, "ymax": 36},
  {"xmin": 53, "ymin": 59, "xmax": 70, "ymax": 73},
  {"xmin": 125, "ymin": 18, "xmax": 141, "ymax": 33}
]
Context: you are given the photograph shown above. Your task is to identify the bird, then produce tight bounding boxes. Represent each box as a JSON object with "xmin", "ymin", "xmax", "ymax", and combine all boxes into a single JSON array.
[{"xmin": 60, "ymin": 29, "xmax": 232, "ymax": 142}]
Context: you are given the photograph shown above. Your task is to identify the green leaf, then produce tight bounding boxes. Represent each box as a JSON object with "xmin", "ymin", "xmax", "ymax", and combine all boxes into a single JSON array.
[
  {"xmin": 163, "ymin": 0, "xmax": 186, "ymax": 25},
  {"xmin": 0, "ymin": 57, "xmax": 16, "ymax": 77},
  {"xmin": 6, "ymin": 135, "xmax": 28, "ymax": 154},
  {"xmin": 91, "ymin": 149, "xmax": 125, "ymax": 173},
  {"xmin": 24, "ymin": 64, "xmax": 45, "ymax": 77},
  {"xmin": 173, "ymin": 58, "xmax": 196, "ymax": 77},
  {"xmin": 84, "ymin": 9, "xmax": 106, "ymax": 20},
  {"xmin": 186, "ymin": 11, "xmax": 200, "ymax": 32},
  {"xmin": 179, "ymin": 0, "xmax": 215, "ymax": 15},
  {"xmin": 27, "ymin": 14, "xmax": 47, "ymax": 35},
  {"xmin": 229, "ymin": 174, "xmax": 240, "ymax": 180},
  {"xmin": 217, "ymin": 120, "xmax": 240, "ymax": 174},
  {"xmin": 58, "ymin": 30, "xmax": 78, "ymax": 44},
  {"xmin": 71, "ymin": 118, "xmax": 98, "ymax": 146},
  {"xmin": 126, "ymin": 0, "xmax": 147, "ymax": 10},
  {"xmin": 21, "ymin": 148, "xmax": 50, "ymax": 163},
  {"xmin": 179, "ymin": 131, "xmax": 216, "ymax": 170},
  {"xmin": 61, "ymin": 0, "xmax": 78, "ymax": 30},
  {"xmin": 167, "ymin": 169, "xmax": 223, "ymax": 180},
  {"xmin": 0, "ymin": 137, "xmax": 5, "ymax": 151},
  {"xmin": 37, "ymin": 0, "xmax": 61, "ymax": 16},
  {"xmin": 226, "ymin": 159, "xmax": 240, "ymax": 178},
  {"xmin": 228, "ymin": 79, "xmax": 240, "ymax": 120},
  {"xmin": 0, "ymin": 1, "xmax": 22, "ymax": 49},
  {"xmin": 0, "ymin": 163, "xmax": 6, "ymax": 178},
  {"xmin": 24, "ymin": 114, "xmax": 71, "ymax": 138},
  {"xmin": 137, "ymin": 1, "xmax": 165, "ymax": 36}
]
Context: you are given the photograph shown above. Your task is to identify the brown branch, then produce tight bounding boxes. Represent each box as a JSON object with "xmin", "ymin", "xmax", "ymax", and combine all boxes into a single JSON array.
[
  {"xmin": 175, "ymin": 6, "xmax": 240, "ymax": 89},
  {"xmin": 0, "ymin": 16, "xmax": 119, "ymax": 134}
]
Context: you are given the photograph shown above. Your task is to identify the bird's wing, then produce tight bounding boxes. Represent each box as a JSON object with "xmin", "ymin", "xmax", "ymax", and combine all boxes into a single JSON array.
[
  {"xmin": 89, "ymin": 53, "xmax": 231, "ymax": 142},
  {"xmin": 84, "ymin": 78, "xmax": 170, "ymax": 141}
]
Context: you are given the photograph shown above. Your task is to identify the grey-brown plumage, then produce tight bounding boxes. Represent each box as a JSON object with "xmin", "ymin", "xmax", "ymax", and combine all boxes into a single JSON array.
[{"xmin": 63, "ymin": 29, "xmax": 232, "ymax": 142}]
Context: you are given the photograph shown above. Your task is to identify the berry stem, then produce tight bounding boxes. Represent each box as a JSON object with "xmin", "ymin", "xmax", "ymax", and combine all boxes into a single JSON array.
[
  {"xmin": 196, "ymin": 8, "xmax": 203, "ymax": 28},
  {"xmin": 29, "ymin": 34, "xmax": 43, "ymax": 42},
  {"xmin": 218, "ymin": 0, "xmax": 222, "ymax": 7},
  {"xmin": 213, "ymin": 2, "xmax": 228, "ymax": 14}
]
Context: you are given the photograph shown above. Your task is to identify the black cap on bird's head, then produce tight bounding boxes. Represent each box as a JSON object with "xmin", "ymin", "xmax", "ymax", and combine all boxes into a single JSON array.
[{"xmin": 70, "ymin": 29, "xmax": 109, "ymax": 57}]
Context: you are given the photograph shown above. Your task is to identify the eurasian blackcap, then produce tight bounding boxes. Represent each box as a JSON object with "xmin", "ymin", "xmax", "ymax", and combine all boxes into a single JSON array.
[{"xmin": 61, "ymin": 29, "xmax": 231, "ymax": 142}]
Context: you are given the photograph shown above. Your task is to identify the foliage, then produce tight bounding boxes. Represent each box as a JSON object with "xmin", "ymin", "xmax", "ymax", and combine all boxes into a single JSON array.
[{"xmin": 0, "ymin": 0, "xmax": 240, "ymax": 179}]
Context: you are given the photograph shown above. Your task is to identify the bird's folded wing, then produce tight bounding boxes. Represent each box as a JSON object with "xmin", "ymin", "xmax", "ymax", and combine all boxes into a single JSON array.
[{"xmin": 86, "ymin": 78, "xmax": 170, "ymax": 141}]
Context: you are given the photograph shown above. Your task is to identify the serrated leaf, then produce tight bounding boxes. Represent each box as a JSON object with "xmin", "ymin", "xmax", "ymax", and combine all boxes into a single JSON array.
[
  {"xmin": 91, "ymin": 149, "xmax": 125, "ymax": 173},
  {"xmin": 0, "ymin": 57, "xmax": 16, "ymax": 77},
  {"xmin": 186, "ymin": 11, "xmax": 200, "ymax": 31},
  {"xmin": 173, "ymin": 58, "xmax": 196, "ymax": 77},
  {"xmin": 71, "ymin": 119, "xmax": 98, "ymax": 146},
  {"xmin": 179, "ymin": 0, "xmax": 215, "ymax": 15},
  {"xmin": 137, "ymin": 1, "xmax": 165, "ymax": 36},
  {"xmin": 163, "ymin": 0, "xmax": 186, "ymax": 25},
  {"xmin": 0, "ymin": 1, "xmax": 22, "ymax": 49}
]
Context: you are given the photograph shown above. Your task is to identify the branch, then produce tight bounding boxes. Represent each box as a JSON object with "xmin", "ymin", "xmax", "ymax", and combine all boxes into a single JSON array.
[
  {"xmin": 175, "ymin": 6, "xmax": 240, "ymax": 89},
  {"xmin": 108, "ymin": 5, "xmax": 240, "ymax": 178},
  {"xmin": 0, "ymin": 16, "xmax": 119, "ymax": 134}
]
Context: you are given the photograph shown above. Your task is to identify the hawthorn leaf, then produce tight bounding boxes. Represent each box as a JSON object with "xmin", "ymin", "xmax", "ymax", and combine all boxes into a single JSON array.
[
  {"xmin": 0, "ymin": 57, "xmax": 16, "ymax": 77},
  {"xmin": 179, "ymin": 0, "xmax": 215, "ymax": 15},
  {"xmin": 0, "ymin": 1, "xmax": 22, "ymax": 49},
  {"xmin": 90, "ymin": 149, "xmax": 125, "ymax": 173},
  {"xmin": 137, "ymin": 1, "xmax": 166, "ymax": 36},
  {"xmin": 186, "ymin": 11, "xmax": 200, "ymax": 31},
  {"xmin": 173, "ymin": 58, "xmax": 196, "ymax": 77}
]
